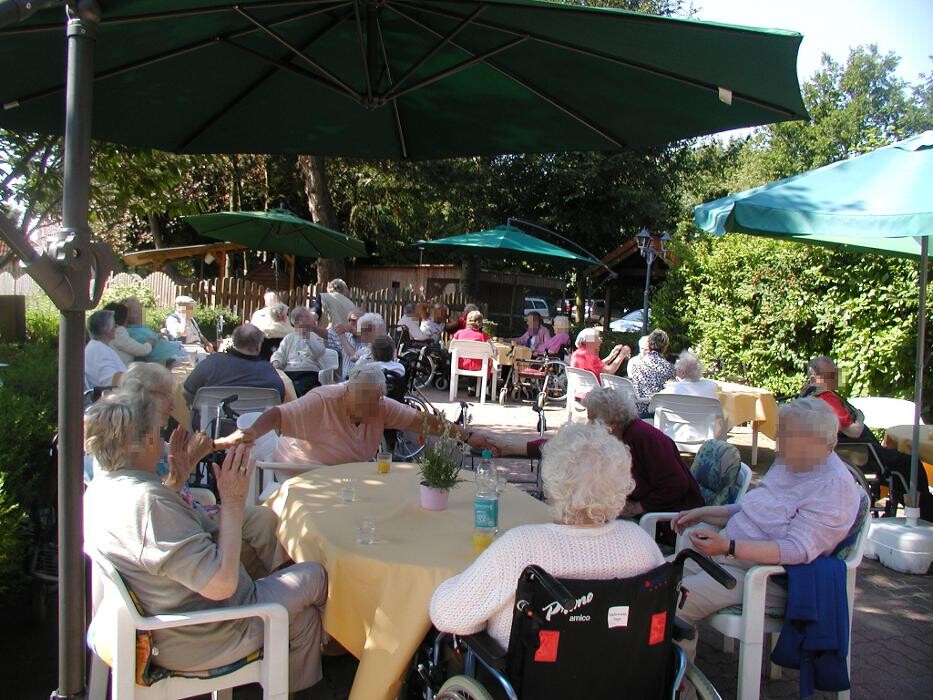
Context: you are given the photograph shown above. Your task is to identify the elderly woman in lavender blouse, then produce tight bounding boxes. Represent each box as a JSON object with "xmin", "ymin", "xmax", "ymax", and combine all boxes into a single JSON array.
[{"xmin": 670, "ymin": 396, "xmax": 860, "ymax": 661}]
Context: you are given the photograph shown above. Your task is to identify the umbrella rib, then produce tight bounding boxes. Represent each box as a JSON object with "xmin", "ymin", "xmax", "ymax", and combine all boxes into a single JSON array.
[
  {"xmin": 399, "ymin": 0, "xmax": 804, "ymax": 119},
  {"xmin": 1, "ymin": 3, "xmax": 348, "ymax": 111},
  {"xmin": 233, "ymin": 5, "xmax": 361, "ymax": 102},
  {"xmin": 382, "ymin": 6, "xmax": 484, "ymax": 99},
  {"xmin": 178, "ymin": 11, "xmax": 359, "ymax": 150},
  {"xmin": 374, "ymin": 14, "xmax": 409, "ymax": 159},
  {"xmin": 352, "ymin": 0, "xmax": 374, "ymax": 104},
  {"xmin": 393, "ymin": 6, "xmax": 623, "ymax": 149}
]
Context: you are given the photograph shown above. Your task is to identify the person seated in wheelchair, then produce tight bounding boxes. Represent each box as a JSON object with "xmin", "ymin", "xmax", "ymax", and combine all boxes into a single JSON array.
[
  {"xmin": 83, "ymin": 393, "xmax": 328, "ymax": 694},
  {"xmin": 420, "ymin": 303, "xmax": 449, "ymax": 346},
  {"xmin": 802, "ymin": 355, "xmax": 931, "ymax": 519},
  {"xmin": 670, "ymin": 397, "xmax": 861, "ymax": 663},
  {"xmin": 270, "ymin": 307, "xmax": 327, "ymax": 397},
  {"xmin": 538, "ymin": 314, "xmax": 571, "ymax": 358},
  {"xmin": 343, "ymin": 311, "xmax": 386, "ymax": 377},
  {"xmin": 398, "ymin": 301, "xmax": 431, "ymax": 343},
  {"xmin": 430, "ymin": 422, "xmax": 665, "ymax": 650}
]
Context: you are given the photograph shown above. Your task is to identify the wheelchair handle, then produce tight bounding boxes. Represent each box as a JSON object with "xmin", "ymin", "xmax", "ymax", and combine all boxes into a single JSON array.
[
  {"xmin": 522, "ymin": 565, "xmax": 578, "ymax": 611},
  {"xmin": 675, "ymin": 549, "xmax": 737, "ymax": 590},
  {"xmin": 218, "ymin": 394, "xmax": 239, "ymax": 420}
]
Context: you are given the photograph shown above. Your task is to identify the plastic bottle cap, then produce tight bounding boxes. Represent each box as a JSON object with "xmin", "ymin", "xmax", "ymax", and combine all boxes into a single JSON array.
[{"xmin": 481, "ymin": 449, "xmax": 492, "ymax": 459}]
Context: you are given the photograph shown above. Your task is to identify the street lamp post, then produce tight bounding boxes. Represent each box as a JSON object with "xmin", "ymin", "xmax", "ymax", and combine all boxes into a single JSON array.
[
  {"xmin": 416, "ymin": 239, "xmax": 427, "ymax": 266},
  {"xmin": 635, "ymin": 229, "xmax": 672, "ymax": 336}
]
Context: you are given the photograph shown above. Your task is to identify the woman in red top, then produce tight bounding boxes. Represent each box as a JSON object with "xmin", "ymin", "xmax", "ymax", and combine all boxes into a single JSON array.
[
  {"xmin": 452, "ymin": 310, "xmax": 495, "ymax": 372},
  {"xmin": 570, "ymin": 327, "xmax": 631, "ymax": 380}
]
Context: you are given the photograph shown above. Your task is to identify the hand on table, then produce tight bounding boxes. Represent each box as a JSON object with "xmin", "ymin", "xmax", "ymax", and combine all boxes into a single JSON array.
[
  {"xmin": 164, "ymin": 426, "xmax": 194, "ymax": 493},
  {"xmin": 213, "ymin": 444, "xmax": 255, "ymax": 507}
]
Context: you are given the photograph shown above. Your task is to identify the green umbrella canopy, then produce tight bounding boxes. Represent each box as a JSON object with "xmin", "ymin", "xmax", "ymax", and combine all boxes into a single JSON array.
[
  {"xmin": 0, "ymin": 0, "xmax": 807, "ymax": 159},
  {"xmin": 694, "ymin": 130, "xmax": 933, "ymax": 259},
  {"xmin": 419, "ymin": 225, "xmax": 597, "ymax": 265},
  {"xmin": 184, "ymin": 208, "xmax": 366, "ymax": 258}
]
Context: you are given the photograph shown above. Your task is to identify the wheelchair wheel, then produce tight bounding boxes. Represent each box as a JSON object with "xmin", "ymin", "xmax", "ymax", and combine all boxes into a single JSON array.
[
  {"xmin": 543, "ymin": 363, "xmax": 567, "ymax": 403},
  {"xmin": 392, "ymin": 395, "xmax": 430, "ymax": 461},
  {"xmin": 436, "ymin": 675, "xmax": 495, "ymax": 700},
  {"xmin": 401, "ymin": 349, "xmax": 436, "ymax": 390},
  {"xmin": 434, "ymin": 374, "xmax": 449, "ymax": 391}
]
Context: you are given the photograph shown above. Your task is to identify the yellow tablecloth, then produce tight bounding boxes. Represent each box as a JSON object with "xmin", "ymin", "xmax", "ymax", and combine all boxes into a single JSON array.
[
  {"xmin": 715, "ymin": 381, "xmax": 779, "ymax": 439},
  {"xmin": 885, "ymin": 424, "xmax": 933, "ymax": 464},
  {"xmin": 269, "ymin": 462, "xmax": 553, "ymax": 700}
]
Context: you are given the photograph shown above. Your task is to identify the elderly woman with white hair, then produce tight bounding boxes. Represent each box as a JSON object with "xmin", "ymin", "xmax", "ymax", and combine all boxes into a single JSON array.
[
  {"xmin": 569, "ymin": 326, "xmax": 631, "ymax": 379},
  {"xmin": 429, "ymin": 422, "xmax": 665, "ymax": 649},
  {"xmin": 230, "ymin": 363, "xmax": 498, "ymax": 465},
  {"xmin": 83, "ymin": 393, "xmax": 328, "ymax": 693},
  {"xmin": 661, "ymin": 350, "xmax": 719, "ymax": 399},
  {"xmin": 671, "ymin": 397, "xmax": 861, "ymax": 660},
  {"xmin": 271, "ymin": 307, "xmax": 327, "ymax": 396},
  {"xmin": 627, "ymin": 329, "xmax": 675, "ymax": 416},
  {"xmin": 84, "ymin": 309, "xmax": 127, "ymax": 392}
]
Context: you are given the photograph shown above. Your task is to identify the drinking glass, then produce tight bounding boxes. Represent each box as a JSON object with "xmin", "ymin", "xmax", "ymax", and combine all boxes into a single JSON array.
[
  {"xmin": 376, "ymin": 450, "xmax": 392, "ymax": 474},
  {"xmin": 356, "ymin": 517, "xmax": 376, "ymax": 545},
  {"xmin": 339, "ymin": 478, "xmax": 356, "ymax": 503}
]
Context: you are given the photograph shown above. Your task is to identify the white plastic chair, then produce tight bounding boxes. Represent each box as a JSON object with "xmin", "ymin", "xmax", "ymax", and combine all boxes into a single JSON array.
[
  {"xmin": 701, "ymin": 491, "xmax": 872, "ymax": 700},
  {"xmin": 448, "ymin": 339, "xmax": 497, "ymax": 404},
  {"xmin": 599, "ymin": 373, "xmax": 637, "ymax": 401},
  {"xmin": 847, "ymin": 396, "xmax": 923, "ymax": 429},
  {"xmin": 317, "ymin": 349, "xmax": 340, "ymax": 385},
  {"xmin": 649, "ymin": 394, "xmax": 727, "ymax": 453},
  {"xmin": 564, "ymin": 367, "xmax": 600, "ymax": 421},
  {"xmin": 86, "ymin": 548, "xmax": 289, "ymax": 700},
  {"xmin": 190, "ymin": 386, "xmax": 281, "ymax": 435}
]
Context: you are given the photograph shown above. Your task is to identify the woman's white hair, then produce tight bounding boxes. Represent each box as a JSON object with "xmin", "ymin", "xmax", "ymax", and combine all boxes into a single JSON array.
[
  {"xmin": 84, "ymin": 392, "xmax": 160, "ymax": 471},
  {"xmin": 119, "ymin": 362, "xmax": 173, "ymax": 395},
  {"xmin": 582, "ymin": 386, "xmax": 639, "ymax": 426},
  {"xmin": 575, "ymin": 327, "xmax": 599, "ymax": 348},
  {"xmin": 87, "ymin": 309, "xmax": 115, "ymax": 340},
  {"xmin": 327, "ymin": 278, "xmax": 350, "ymax": 296},
  {"xmin": 347, "ymin": 362, "xmax": 387, "ymax": 394},
  {"xmin": 675, "ymin": 350, "xmax": 704, "ymax": 382},
  {"xmin": 552, "ymin": 315, "xmax": 570, "ymax": 331},
  {"xmin": 289, "ymin": 306, "xmax": 315, "ymax": 325},
  {"xmin": 778, "ymin": 397, "xmax": 839, "ymax": 448},
  {"xmin": 541, "ymin": 422, "xmax": 635, "ymax": 525},
  {"xmin": 357, "ymin": 312, "xmax": 386, "ymax": 334}
]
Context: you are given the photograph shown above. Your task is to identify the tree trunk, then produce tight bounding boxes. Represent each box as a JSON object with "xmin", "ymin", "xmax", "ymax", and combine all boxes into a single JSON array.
[
  {"xmin": 298, "ymin": 154, "xmax": 345, "ymax": 285},
  {"xmin": 460, "ymin": 256, "xmax": 480, "ymax": 297},
  {"xmin": 149, "ymin": 212, "xmax": 193, "ymax": 283},
  {"xmin": 230, "ymin": 154, "xmax": 242, "ymax": 212}
]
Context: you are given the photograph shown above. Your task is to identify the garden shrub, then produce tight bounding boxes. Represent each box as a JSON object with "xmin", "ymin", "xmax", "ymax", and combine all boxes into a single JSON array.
[
  {"xmin": 192, "ymin": 305, "xmax": 240, "ymax": 343},
  {"xmin": 653, "ymin": 233, "xmax": 927, "ymax": 413},
  {"xmin": 98, "ymin": 283, "xmax": 157, "ymax": 309},
  {"xmin": 24, "ymin": 295, "xmax": 60, "ymax": 346}
]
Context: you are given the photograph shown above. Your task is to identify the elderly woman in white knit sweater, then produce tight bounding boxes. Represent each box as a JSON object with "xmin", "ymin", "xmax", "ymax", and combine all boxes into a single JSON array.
[{"xmin": 429, "ymin": 422, "xmax": 665, "ymax": 649}]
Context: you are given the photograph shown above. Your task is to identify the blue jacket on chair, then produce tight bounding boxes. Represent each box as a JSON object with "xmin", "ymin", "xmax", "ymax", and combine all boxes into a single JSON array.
[{"xmin": 771, "ymin": 556, "xmax": 850, "ymax": 696}]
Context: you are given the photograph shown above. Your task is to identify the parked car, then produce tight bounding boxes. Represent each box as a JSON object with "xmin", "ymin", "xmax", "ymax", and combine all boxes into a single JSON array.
[
  {"xmin": 523, "ymin": 296, "xmax": 552, "ymax": 321},
  {"xmin": 556, "ymin": 298, "xmax": 605, "ymax": 322},
  {"xmin": 609, "ymin": 309, "xmax": 651, "ymax": 333}
]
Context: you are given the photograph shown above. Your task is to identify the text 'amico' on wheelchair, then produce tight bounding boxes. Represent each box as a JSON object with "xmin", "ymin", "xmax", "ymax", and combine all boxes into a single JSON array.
[{"xmin": 416, "ymin": 549, "xmax": 736, "ymax": 700}]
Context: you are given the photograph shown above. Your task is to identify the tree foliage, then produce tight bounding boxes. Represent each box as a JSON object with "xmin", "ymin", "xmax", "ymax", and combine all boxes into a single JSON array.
[{"xmin": 655, "ymin": 47, "xmax": 930, "ymax": 411}]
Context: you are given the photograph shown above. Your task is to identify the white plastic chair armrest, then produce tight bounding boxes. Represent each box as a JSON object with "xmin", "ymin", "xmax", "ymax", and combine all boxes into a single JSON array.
[
  {"xmin": 739, "ymin": 564, "xmax": 786, "ymax": 640},
  {"xmin": 136, "ymin": 602, "xmax": 289, "ymax": 631},
  {"xmin": 638, "ymin": 512, "xmax": 677, "ymax": 540}
]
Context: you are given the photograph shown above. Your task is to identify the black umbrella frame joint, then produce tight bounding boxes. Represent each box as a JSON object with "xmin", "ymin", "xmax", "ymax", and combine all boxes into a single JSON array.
[{"xmin": 0, "ymin": 2, "xmax": 120, "ymax": 699}]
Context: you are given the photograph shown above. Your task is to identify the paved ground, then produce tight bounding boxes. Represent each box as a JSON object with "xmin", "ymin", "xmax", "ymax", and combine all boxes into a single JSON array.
[{"xmin": 7, "ymin": 388, "xmax": 932, "ymax": 699}]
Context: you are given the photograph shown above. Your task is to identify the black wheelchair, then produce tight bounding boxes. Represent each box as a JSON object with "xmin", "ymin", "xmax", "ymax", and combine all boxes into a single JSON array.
[{"xmin": 416, "ymin": 550, "xmax": 735, "ymax": 700}]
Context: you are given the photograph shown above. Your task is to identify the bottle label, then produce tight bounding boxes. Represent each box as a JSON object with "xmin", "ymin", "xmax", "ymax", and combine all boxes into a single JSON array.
[{"xmin": 474, "ymin": 498, "xmax": 499, "ymax": 529}]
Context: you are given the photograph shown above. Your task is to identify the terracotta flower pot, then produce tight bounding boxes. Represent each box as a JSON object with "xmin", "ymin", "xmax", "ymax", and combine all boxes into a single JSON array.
[{"xmin": 419, "ymin": 483, "xmax": 450, "ymax": 511}]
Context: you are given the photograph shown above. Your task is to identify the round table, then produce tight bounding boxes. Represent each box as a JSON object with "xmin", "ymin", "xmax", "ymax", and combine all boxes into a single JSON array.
[
  {"xmin": 714, "ymin": 381, "xmax": 779, "ymax": 465},
  {"xmin": 267, "ymin": 461, "xmax": 552, "ymax": 700},
  {"xmin": 884, "ymin": 424, "xmax": 933, "ymax": 464}
]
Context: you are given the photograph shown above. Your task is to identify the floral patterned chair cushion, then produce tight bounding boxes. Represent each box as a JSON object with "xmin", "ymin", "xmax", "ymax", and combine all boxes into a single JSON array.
[{"xmin": 690, "ymin": 439, "xmax": 742, "ymax": 506}]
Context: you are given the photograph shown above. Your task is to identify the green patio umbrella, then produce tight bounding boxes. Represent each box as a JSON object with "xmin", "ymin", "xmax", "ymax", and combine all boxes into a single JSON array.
[
  {"xmin": 0, "ymin": 0, "xmax": 808, "ymax": 158},
  {"xmin": 0, "ymin": 2, "xmax": 809, "ymax": 696},
  {"xmin": 419, "ymin": 225, "xmax": 598, "ymax": 265},
  {"xmin": 694, "ymin": 130, "xmax": 933, "ymax": 512},
  {"xmin": 184, "ymin": 208, "xmax": 366, "ymax": 258}
]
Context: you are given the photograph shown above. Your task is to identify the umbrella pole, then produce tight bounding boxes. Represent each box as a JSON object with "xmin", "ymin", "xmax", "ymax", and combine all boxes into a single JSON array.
[{"xmin": 909, "ymin": 236, "xmax": 928, "ymax": 513}]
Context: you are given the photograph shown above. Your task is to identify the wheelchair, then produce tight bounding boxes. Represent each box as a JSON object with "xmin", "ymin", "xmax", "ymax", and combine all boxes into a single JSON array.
[
  {"xmin": 497, "ymin": 345, "xmax": 569, "ymax": 409},
  {"xmin": 393, "ymin": 324, "xmax": 452, "ymax": 391},
  {"xmin": 417, "ymin": 550, "xmax": 735, "ymax": 700}
]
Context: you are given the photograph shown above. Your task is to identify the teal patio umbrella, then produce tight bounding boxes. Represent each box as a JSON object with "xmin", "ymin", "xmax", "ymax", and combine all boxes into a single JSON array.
[
  {"xmin": 418, "ymin": 225, "xmax": 597, "ymax": 265},
  {"xmin": 184, "ymin": 208, "xmax": 366, "ymax": 259},
  {"xmin": 695, "ymin": 130, "xmax": 933, "ymax": 511}
]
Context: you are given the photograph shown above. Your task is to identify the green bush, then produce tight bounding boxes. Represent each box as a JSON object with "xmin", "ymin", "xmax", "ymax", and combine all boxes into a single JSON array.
[
  {"xmin": 653, "ymin": 234, "xmax": 926, "ymax": 410},
  {"xmin": 24, "ymin": 295, "xmax": 60, "ymax": 347},
  {"xmin": 98, "ymin": 283, "xmax": 158, "ymax": 309},
  {"xmin": 193, "ymin": 305, "xmax": 241, "ymax": 343},
  {"xmin": 0, "ymin": 473, "xmax": 27, "ymax": 595}
]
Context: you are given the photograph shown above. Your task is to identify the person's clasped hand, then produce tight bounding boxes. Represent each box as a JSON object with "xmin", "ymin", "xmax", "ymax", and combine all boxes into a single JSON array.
[
  {"xmin": 213, "ymin": 444, "xmax": 256, "ymax": 507},
  {"xmin": 215, "ymin": 428, "xmax": 257, "ymax": 449},
  {"xmin": 688, "ymin": 530, "xmax": 730, "ymax": 558},
  {"xmin": 670, "ymin": 507, "xmax": 705, "ymax": 534}
]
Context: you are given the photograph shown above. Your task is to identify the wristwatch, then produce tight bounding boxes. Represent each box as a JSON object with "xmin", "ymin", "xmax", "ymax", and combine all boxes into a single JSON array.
[{"xmin": 726, "ymin": 539, "xmax": 736, "ymax": 559}]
